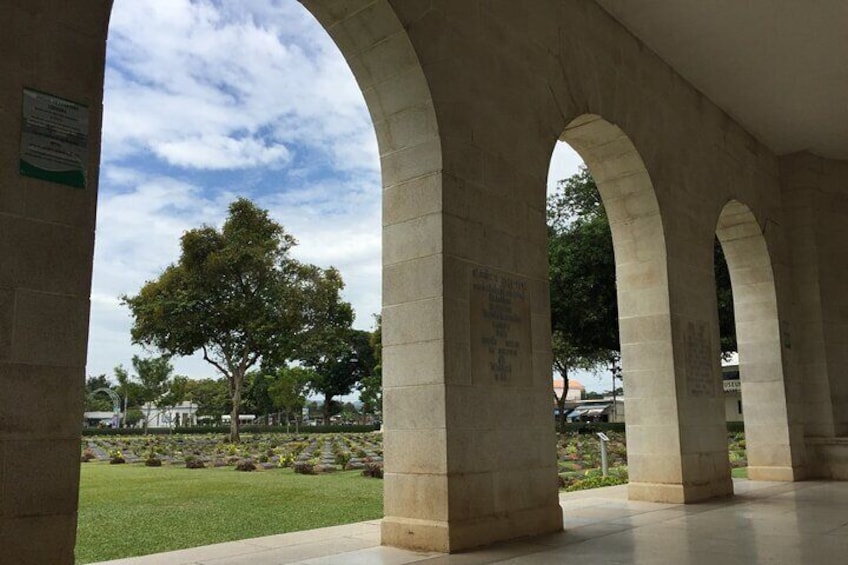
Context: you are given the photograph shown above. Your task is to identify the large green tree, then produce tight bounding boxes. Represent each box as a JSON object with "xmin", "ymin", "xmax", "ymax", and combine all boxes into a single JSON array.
[{"xmin": 122, "ymin": 198, "xmax": 325, "ymax": 442}]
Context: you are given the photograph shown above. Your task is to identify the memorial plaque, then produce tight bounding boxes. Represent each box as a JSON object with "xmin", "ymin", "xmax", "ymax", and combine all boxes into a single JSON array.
[
  {"xmin": 685, "ymin": 320, "xmax": 715, "ymax": 397},
  {"xmin": 470, "ymin": 267, "xmax": 532, "ymax": 385},
  {"xmin": 19, "ymin": 88, "xmax": 89, "ymax": 189}
]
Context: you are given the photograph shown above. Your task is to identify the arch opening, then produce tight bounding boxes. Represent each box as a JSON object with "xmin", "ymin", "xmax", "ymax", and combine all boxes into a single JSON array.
[
  {"xmin": 74, "ymin": 0, "xmax": 443, "ymax": 561},
  {"xmin": 715, "ymin": 199, "xmax": 802, "ymax": 481},
  {"xmin": 550, "ymin": 114, "xmax": 681, "ymax": 499}
]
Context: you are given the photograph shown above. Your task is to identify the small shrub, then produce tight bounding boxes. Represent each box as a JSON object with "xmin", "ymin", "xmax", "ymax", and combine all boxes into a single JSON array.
[
  {"xmin": 108, "ymin": 449, "xmax": 125, "ymax": 465},
  {"xmin": 278, "ymin": 453, "xmax": 295, "ymax": 468},
  {"xmin": 362, "ymin": 462, "xmax": 383, "ymax": 479},
  {"xmin": 184, "ymin": 456, "xmax": 205, "ymax": 469},
  {"xmin": 145, "ymin": 456, "xmax": 163, "ymax": 467},
  {"xmin": 294, "ymin": 461, "xmax": 316, "ymax": 475},
  {"xmin": 80, "ymin": 448, "xmax": 96, "ymax": 462},
  {"xmin": 335, "ymin": 451, "xmax": 351, "ymax": 467},
  {"xmin": 235, "ymin": 459, "xmax": 256, "ymax": 472}
]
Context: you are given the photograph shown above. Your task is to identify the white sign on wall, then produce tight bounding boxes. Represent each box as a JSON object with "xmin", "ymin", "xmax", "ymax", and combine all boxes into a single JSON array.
[{"xmin": 19, "ymin": 88, "xmax": 89, "ymax": 189}]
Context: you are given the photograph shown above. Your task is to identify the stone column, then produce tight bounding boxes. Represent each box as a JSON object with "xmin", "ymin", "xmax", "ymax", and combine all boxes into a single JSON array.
[
  {"xmin": 780, "ymin": 153, "xmax": 848, "ymax": 438},
  {"xmin": 717, "ymin": 201, "xmax": 806, "ymax": 481},
  {"xmin": 0, "ymin": 2, "xmax": 111, "ymax": 563},
  {"xmin": 563, "ymin": 116, "xmax": 732, "ymax": 504},
  {"xmin": 380, "ymin": 141, "xmax": 563, "ymax": 552}
]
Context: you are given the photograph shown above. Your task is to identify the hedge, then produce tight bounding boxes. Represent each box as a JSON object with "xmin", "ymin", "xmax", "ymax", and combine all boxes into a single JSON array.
[
  {"xmin": 81, "ymin": 424, "xmax": 381, "ymax": 437},
  {"xmin": 557, "ymin": 421, "xmax": 744, "ymax": 434}
]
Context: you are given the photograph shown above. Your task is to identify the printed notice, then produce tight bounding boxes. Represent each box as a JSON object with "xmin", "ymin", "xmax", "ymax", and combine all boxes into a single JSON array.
[
  {"xmin": 470, "ymin": 267, "xmax": 532, "ymax": 385},
  {"xmin": 19, "ymin": 88, "xmax": 89, "ymax": 189}
]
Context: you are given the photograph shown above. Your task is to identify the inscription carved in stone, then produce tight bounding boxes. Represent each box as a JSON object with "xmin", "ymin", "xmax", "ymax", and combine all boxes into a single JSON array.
[
  {"xmin": 470, "ymin": 267, "xmax": 532, "ymax": 385},
  {"xmin": 685, "ymin": 320, "xmax": 715, "ymax": 397}
]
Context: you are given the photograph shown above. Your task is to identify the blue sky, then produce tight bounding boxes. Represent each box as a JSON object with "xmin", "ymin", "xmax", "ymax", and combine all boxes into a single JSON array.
[{"xmin": 88, "ymin": 0, "xmax": 589, "ymax": 387}]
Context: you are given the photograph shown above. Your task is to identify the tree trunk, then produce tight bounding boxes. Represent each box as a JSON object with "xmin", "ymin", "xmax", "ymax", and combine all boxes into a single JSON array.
[
  {"xmin": 230, "ymin": 375, "xmax": 242, "ymax": 443},
  {"xmin": 556, "ymin": 392, "xmax": 568, "ymax": 431},
  {"xmin": 323, "ymin": 393, "xmax": 332, "ymax": 425}
]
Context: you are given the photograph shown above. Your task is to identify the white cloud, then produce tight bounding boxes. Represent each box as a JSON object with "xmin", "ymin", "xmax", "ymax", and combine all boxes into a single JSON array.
[
  {"xmin": 103, "ymin": 0, "xmax": 375, "ymax": 173},
  {"xmin": 87, "ymin": 0, "xmax": 386, "ymax": 380},
  {"xmin": 154, "ymin": 135, "xmax": 290, "ymax": 169}
]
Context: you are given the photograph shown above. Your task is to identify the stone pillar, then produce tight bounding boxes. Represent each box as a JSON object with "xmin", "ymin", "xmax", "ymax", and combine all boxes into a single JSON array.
[
  {"xmin": 380, "ymin": 140, "xmax": 563, "ymax": 554},
  {"xmin": 652, "ymin": 215, "xmax": 733, "ymax": 503},
  {"xmin": 563, "ymin": 116, "xmax": 732, "ymax": 504},
  {"xmin": 303, "ymin": 1, "xmax": 565, "ymax": 553},
  {"xmin": 780, "ymin": 153, "xmax": 848, "ymax": 438},
  {"xmin": 717, "ymin": 201, "xmax": 805, "ymax": 481},
  {"xmin": 0, "ymin": 2, "xmax": 111, "ymax": 564}
]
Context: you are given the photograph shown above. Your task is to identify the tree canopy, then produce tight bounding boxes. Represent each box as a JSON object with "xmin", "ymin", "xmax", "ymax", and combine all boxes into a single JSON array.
[
  {"xmin": 303, "ymin": 328, "xmax": 376, "ymax": 424},
  {"xmin": 122, "ymin": 198, "xmax": 340, "ymax": 442},
  {"xmin": 114, "ymin": 354, "xmax": 176, "ymax": 432}
]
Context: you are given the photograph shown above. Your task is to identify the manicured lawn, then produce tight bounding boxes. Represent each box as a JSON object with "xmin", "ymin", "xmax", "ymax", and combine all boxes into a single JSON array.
[
  {"xmin": 75, "ymin": 463, "xmax": 383, "ymax": 564},
  {"xmin": 731, "ymin": 466, "xmax": 748, "ymax": 479}
]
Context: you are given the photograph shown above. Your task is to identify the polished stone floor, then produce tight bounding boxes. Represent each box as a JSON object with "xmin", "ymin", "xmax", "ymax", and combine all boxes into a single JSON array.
[{"xmin": 96, "ymin": 479, "xmax": 848, "ymax": 564}]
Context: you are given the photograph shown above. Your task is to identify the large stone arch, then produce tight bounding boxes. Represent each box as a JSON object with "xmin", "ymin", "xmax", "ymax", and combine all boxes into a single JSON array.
[
  {"xmin": 3, "ymin": 1, "xmax": 837, "ymax": 562},
  {"xmin": 716, "ymin": 199, "xmax": 805, "ymax": 480},
  {"xmin": 560, "ymin": 115, "xmax": 734, "ymax": 503}
]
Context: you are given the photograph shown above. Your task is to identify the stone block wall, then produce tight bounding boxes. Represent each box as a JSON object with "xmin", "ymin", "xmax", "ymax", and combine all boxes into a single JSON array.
[{"xmin": 0, "ymin": 2, "xmax": 112, "ymax": 564}]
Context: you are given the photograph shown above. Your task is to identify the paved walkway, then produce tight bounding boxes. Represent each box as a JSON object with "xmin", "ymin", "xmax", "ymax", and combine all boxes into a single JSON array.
[{"xmin": 96, "ymin": 480, "xmax": 848, "ymax": 564}]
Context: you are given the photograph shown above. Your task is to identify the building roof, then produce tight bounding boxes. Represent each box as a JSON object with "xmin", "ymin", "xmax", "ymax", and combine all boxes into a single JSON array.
[{"xmin": 553, "ymin": 378, "xmax": 585, "ymax": 393}]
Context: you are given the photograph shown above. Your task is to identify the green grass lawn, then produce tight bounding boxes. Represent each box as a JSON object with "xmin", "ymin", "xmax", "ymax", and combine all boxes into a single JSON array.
[
  {"xmin": 731, "ymin": 467, "xmax": 748, "ymax": 479},
  {"xmin": 75, "ymin": 463, "xmax": 383, "ymax": 564}
]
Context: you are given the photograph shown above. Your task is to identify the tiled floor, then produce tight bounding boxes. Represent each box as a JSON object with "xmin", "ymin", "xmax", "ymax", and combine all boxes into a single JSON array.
[{"xmin": 95, "ymin": 480, "xmax": 848, "ymax": 564}]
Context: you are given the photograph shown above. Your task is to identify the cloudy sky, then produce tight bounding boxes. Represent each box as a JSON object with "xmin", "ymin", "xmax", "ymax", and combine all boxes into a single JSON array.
[{"xmin": 89, "ymin": 0, "xmax": 585, "ymax": 385}]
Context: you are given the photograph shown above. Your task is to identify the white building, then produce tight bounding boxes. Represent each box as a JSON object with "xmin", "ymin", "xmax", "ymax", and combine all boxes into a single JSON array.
[{"xmin": 140, "ymin": 401, "xmax": 199, "ymax": 428}]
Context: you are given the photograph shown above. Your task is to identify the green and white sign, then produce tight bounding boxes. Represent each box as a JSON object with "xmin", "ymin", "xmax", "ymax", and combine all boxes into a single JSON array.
[{"xmin": 19, "ymin": 88, "xmax": 89, "ymax": 189}]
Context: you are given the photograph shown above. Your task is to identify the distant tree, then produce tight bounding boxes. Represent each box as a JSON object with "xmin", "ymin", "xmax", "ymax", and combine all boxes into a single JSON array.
[
  {"xmin": 357, "ymin": 315, "xmax": 382, "ymax": 423},
  {"xmin": 184, "ymin": 378, "xmax": 230, "ymax": 423},
  {"xmin": 122, "ymin": 198, "xmax": 329, "ymax": 442},
  {"xmin": 115, "ymin": 355, "xmax": 174, "ymax": 433},
  {"xmin": 242, "ymin": 370, "xmax": 275, "ymax": 419},
  {"xmin": 113, "ymin": 366, "xmax": 143, "ymax": 427},
  {"xmin": 84, "ymin": 374, "xmax": 113, "ymax": 412},
  {"xmin": 268, "ymin": 366, "xmax": 313, "ymax": 432},
  {"xmin": 304, "ymin": 328, "xmax": 376, "ymax": 425}
]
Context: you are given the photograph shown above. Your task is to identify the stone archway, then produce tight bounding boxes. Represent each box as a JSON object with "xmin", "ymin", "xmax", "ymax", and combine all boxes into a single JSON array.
[
  {"xmin": 560, "ymin": 114, "xmax": 734, "ymax": 503},
  {"xmin": 716, "ymin": 199, "xmax": 805, "ymax": 480}
]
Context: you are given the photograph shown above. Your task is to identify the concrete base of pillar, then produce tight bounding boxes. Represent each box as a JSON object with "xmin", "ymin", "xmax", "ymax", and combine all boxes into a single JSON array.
[
  {"xmin": 747, "ymin": 465, "xmax": 805, "ymax": 482},
  {"xmin": 628, "ymin": 477, "xmax": 733, "ymax": 504},
  {"xmin": 805, "ymin": 437, "xmax": 848, "ymax": 480},
  {"xmin": 382, "ymin": 504, "xmax": 563, "ymax": 553}
]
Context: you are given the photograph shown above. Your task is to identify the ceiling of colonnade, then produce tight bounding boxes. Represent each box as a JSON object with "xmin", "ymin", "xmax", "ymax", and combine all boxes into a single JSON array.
[{"xmin": 595, "ymin": 0, "xmax": 848, "ymax": 160}]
